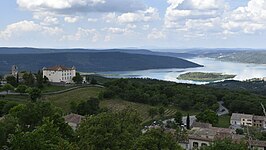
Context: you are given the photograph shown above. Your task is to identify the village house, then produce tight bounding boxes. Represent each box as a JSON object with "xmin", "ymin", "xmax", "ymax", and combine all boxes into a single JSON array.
[
  {"xmin": 250, "ymin": 140, "xmax": 266, "ymax": 150},
  {"xmin": 253, "ymin": 115, "xmax": 266, "ymax": 128},
  {"xmin": 230, "ymin": 113, "xmax": 266, "ymax": 129},
  {"xmin": 42, "ymin": 65, "xmax": 76, "ymax": 83},
  {"xmin": 230, "ymin": 113, "xmax": 253, "ymax": 127},
  {"xmin": 187, "ymin": 122, "xmax": 242, "ymax": 150},
  {"xmin": 63, "ymin": 113, "xmax": 84, "ymax": 130}
]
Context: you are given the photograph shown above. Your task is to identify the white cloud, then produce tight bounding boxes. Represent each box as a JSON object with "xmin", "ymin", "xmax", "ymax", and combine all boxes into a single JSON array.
[
  {"xmin": 118, "ymin": 7, "xmax": 159, "ymax": 23},
  {"xmin": 61, "ymin": 27, "xmax": 99, "ymax": 42},
  {"xmin": 222, "ymin": 0, "xmax": 266, "ymax": 34},
  {"xmin": 41, "ymin": 16, "xmax": 59, "ymax": 25},
  {"xmin": 0, "ymin": 20, "xmax": 41, "ymax": 39},
  {"xmin": 87, "ymin": 18, "xmax": 98, "ymax": 22},
  {"xmin": 103, "ymin": 27, "xmax": 130, "ymax": 34},
  {"xmin": 17, "ymin": 0, "xmax": 105, "ymax": 11},
  {"xmin": 0, "ymin": 20, "xmax": 63, "ymax": 40},
  {"xmin": 164, "ymin": 0, "xmax": 226, "ymax": 35},
  {"xmin": 103, "ymin": 13, "xmax": 117, "ymax": 23},
  {"xmin": 147, "ymin": 28, "xmax": 166, "ymax": 40},
  {"xmin": 64, "ymin": 16, "xmax": 80, "ymax": 23},
  {"xmin": 17, "ymin": 0, "xmax": 144, "ymax": 14}
]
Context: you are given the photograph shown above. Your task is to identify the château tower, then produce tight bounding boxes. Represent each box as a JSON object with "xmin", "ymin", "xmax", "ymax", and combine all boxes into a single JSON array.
[{"xmin": 11, "ymin": 65, "xmax": 18, "ymax": 77}]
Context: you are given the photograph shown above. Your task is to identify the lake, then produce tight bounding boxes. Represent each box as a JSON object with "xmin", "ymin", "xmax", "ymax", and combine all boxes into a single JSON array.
[{"xmin": 98, "ymin": 57, "xmax": 266, "ymax": 84}]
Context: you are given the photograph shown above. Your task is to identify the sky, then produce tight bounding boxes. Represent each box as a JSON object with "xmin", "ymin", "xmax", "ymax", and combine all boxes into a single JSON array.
[{"xmin": 1, "ymin": 0, "xmax": 266, "ymax": 49}]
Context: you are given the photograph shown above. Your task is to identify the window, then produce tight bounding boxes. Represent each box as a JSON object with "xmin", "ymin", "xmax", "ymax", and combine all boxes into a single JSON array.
[
  {"xmin": 193, "ymin": 142, "xmax": 199, "ymax": 148},
  {"xmin": 201, "ymin": 143, "xmax": 207, "ymax": 147}
]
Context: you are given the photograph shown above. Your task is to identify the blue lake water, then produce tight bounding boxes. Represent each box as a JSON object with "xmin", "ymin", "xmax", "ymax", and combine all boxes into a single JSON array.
[{"xmin": 98, "ymin": 58, "xmax": 266, "ymax": 84}]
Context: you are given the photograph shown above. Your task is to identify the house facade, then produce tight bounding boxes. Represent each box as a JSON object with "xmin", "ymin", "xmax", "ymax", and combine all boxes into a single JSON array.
[
  {"xmin": 230, "ymin": 113, "xmax": 253, "ymax": 127},
  {"xmin": 253, "ymin": 115, "xmax": 266, "ymax": 128},
  {"xmin": 188, "ymin": 122, "xmax": 241, "ymax": 150},
  {"xmin": 43, "ymin": 65, "xmax": 76, "ymax": 83},
  {"xmin": 230, "ymin": 113, "xmax": 266, "ymax": 128}
]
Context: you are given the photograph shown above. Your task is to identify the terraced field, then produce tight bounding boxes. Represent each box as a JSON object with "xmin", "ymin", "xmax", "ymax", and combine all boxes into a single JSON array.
[
  {"xmin": 0, "ymin": 86, "xmax": 200, "ymax": 125},
  {"xmin": 100, "ymin": 99, "xmax": 178, "ymax": 123},
  {"xmin": 42, "ymin": 87, "xmax": 103, "ymax": 112}
]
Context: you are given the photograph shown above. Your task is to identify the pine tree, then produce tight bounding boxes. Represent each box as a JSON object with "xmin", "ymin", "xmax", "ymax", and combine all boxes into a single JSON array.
[{"xmin": 186, "ymin": 114, "xmax": 190, "ymax": 130}]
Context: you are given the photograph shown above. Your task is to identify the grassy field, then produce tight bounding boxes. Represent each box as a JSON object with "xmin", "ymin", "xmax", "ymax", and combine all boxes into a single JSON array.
[
  {"xmin": 0, "ymin": 94, "xmax": 29, "ymax": 103},
  {"xmin": 41, "ymin": 85, "xmax": 75, "ymax": 93},
  {"xmin": 1, "ymin": 86, "xmax": 199, "ymax": 124},
  {"xmin": 215, "ymin": 115, "xmax": 230, "ymax": 128},
  {"xmin": 42, "ymin": 87, "xmax": 103, "ymax": 112}
]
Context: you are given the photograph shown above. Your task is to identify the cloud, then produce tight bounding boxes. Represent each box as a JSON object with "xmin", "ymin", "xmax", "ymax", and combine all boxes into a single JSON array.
[
  {"xmin": 222, "ymin": 0, "xmax": 266, "ymax": 34},
  {"xmin": 103, "ymin": 27, "xmax": 130, "ymax": 34},
  {"xmin": 17, "ymin": 0, "xmax": 145, "ymax": 14},
  {"xmin": 61, "ymin": 27, "xmax": 99, "ymax": 42},
  {"xmin": 165, "ymin": 0, "xmax": 226, "ymax": 32},
  {"xmin": 41, "ymin": 16, "xmax": 59, "ymax": 25},
  {"xmin": 147, "ymin": 28, "xmax": 166, "ymax": 40},
  {"xmin": 64, "ymin": 16, "xmax": 80, "ymax": 23},
  {"xmin": 87, "ymin": 18, "xmax": 98, "ymax": 22},
  {"xmin": 117, "ymin": 7, "xmax": 160, "ymax": 23},
  {"xmin": 0, "ymin": 20, "xmax": 63, "ymax": 40}
]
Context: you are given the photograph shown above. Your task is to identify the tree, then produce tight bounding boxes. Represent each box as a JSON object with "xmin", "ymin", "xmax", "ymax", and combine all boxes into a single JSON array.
[
  {"xmin": 72, "ymin": 72, "xmax": 83, "ymax": 84},
  {"xmin": 236, "ymin": 128, "xmax": 244, "ymax": 135},
  {"xmin": 133, "ymin": 129, "xmax": 182, "ymax": 150},
  {"xmin": 0, "ymin": 115, "xmax": 18, "ymax": 147},
  {"xmin": 2, "ymin": 84, "xmax": 14, "ymax": 94},
  {"xmin": 23, "ymin": 72, "xmax": 35, "ymax": 86},
  {"xmin": 186, "ymin": 114, "xmax": 190, "ymax": 130},
  {"xmin": 15, "ymin": 85, "xmax": 28, "ymax": 94},
  {"xmin": 174, "ymin": 111, "xmax": 183, "ymax": 125},
  {"xmin": 9, "ymin": 102, "xmax": 62, "ymax": 131},
  {"xmin": 9, "ymin": 119, "xmax": 77, "ymax": 150},
  {"xmin": 90, "ymin": 77, "xmax": 97, "ymax": 85},
  {"xmin": 196, "ymin": 109, "xmax": 219, "ymax": 125},
  {"xmin": 200, "ymin": 139, "xmax": 248, "ymax": 150},
  {"xmin": 6, "ymin": 76, "xmax": 17, "ymax": 87},
  {"xmin": 85, "ymin": 76, "xmax": 90, "ymax": 83},
  {"xmin": 76, "ymin": 98, "xmax": 100, "ymax": 116},
  {"xmin": 148, "ymin": 108, "xmax": 158, "ymax": 119},
  {"xmin": 36, "ymin": 70, "xmax": 44, "ymax": 88},
  {"xmin": 26, "ymin": 87, "xmax": 42, "ymax": 102},
  {"xmin": 77, "ymin": 109, "xmax": 141, "ymax": 150},
  {"xmin": 43, "ymin": 76, "xmax": 49, "ymax": 84},
  {"xmin": 2, "ymin": 102, "xmax": 18, "ymax": 115}
]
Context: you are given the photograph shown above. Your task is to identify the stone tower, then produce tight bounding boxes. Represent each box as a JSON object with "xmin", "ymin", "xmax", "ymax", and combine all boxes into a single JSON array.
[{"xmin": 11, "ymin": 65, "xmax": 18, "ymax": 77}]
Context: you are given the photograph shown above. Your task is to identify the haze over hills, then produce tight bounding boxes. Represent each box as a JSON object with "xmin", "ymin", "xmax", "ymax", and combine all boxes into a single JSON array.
[
  {"xmin": 0, "ymin": 47, "xmax": 196, "ymax": 58},
  {"xmin": 0, "ymin": 51, "xmax": 202, "ymax": 74},
  {"xmin": 201, "ymin": 50, "xmax": 266, "ymax": 64}
]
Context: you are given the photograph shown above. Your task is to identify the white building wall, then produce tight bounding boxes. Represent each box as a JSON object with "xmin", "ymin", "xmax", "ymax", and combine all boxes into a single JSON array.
[
  {"xmin": 241, "ymin": 118, "xmax": 253, "ymax": 126},
  {"xmin": 43, "ymin": 69, "xmax": 76, "ymax": 83},
  {"xmin": 188, "ymin": 139, "xmax": 210, "ymax": 150},
  {"xmin": 230, "ymin": 120, "xmax": 241, "ymax": 126}
]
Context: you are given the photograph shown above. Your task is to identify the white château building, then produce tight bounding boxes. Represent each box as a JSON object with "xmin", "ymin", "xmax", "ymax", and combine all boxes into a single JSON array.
[{"xmin": 42, "ymin": 65, "xmax": 76, "ymax": 83}]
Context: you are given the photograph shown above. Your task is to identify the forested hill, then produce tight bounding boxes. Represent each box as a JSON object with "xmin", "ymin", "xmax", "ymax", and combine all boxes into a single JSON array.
[{"xmin": 0, "ymin": 52, "xmax": 202, "ymax": 74}]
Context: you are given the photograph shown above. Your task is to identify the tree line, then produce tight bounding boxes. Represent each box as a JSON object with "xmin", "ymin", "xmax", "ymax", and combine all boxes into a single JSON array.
[{"xmin": 100, "ymin": 78, "xmax": 266, "ymax": 115}]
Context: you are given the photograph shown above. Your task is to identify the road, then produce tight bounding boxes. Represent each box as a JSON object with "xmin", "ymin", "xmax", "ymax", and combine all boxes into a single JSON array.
[{"xmin": 217, "ymin": 101, "xmax": 229, "ymax": 116}]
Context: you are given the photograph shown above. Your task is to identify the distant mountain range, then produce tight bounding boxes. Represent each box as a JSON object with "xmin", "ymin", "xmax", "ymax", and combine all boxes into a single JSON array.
[
  {"xmin": 0, "ymin": 47, "xmax": 196, "ymax": 58},
  {"xmin": 200, "ymin": 50, "xmax": 266, "ymax": 64},
  {"xmin": 0, "ymin": 49, "xmax": 202, "ymax": 74}
]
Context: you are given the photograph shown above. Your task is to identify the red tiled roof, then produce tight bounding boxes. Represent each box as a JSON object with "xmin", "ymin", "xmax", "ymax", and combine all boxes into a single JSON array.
[
  {"xmin": 43, "ymin": 65, "xmax": 74, "ymax": 71},
  {"xmin": 64, "ymin": 113, "xmax": 84, "ymax": 124},
  {"xmin": 250, "ymin": 140, "xmax": 266, "ymax": 147}
]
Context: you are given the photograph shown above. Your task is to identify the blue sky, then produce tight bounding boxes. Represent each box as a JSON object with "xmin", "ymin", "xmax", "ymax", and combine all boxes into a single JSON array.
[{"xmin": 1, "ymin": 0, "xmax": 266, "ymax": 49}]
